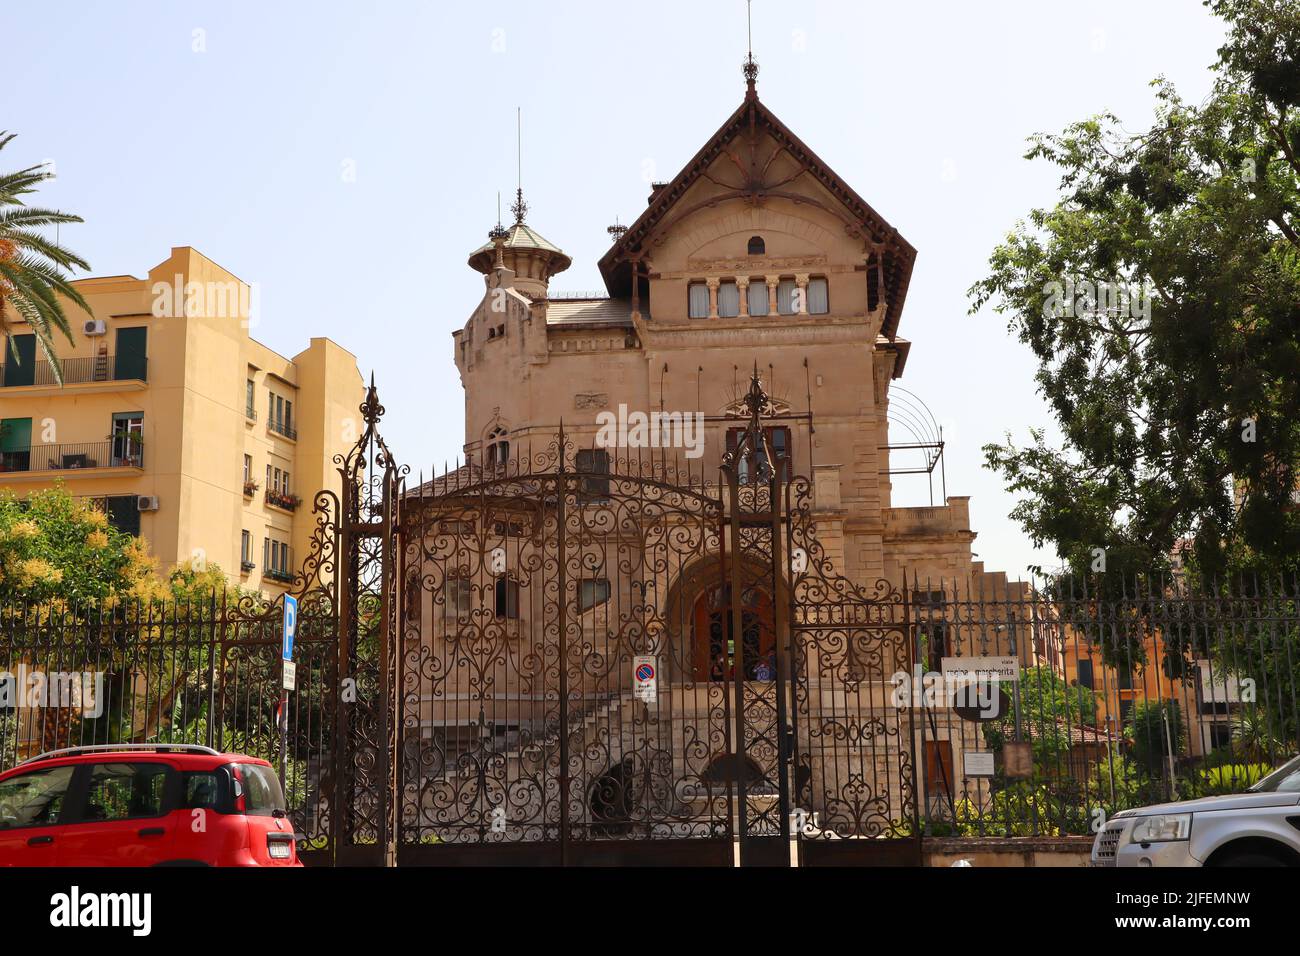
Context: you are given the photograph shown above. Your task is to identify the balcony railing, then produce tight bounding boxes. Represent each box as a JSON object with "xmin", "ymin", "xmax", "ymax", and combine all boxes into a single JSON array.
[
  {"xmin": 245, "ymin": 404, "xmax": 257, "ymax": 421},
  {"xmin": 1, "ymin": 355, "xmax": 148, "ymax": 387},
  {"xmin": 267, "ymin": 419, "xmax": 297, "ymax": 441},
  {"xmin": 0, "ymin": 441, "xmax": 144, "ymax": 474},
  {"xmin": 265, "ymin": 564, "xmax": 295, "ymax": 584},
  {"xmin": 265, "ymin": 490, "xmax": 301, "ymax": 512}
]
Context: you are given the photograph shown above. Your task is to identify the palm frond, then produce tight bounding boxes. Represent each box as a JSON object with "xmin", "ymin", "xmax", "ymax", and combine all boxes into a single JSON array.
[
  {"xmin": 7, "ymin": 253, "xmax": 92, "ymax": 312},
  {"xmin": 0, "ymin": 132, "xmax": 90, "ymax": 384},
  {"xmin": 0, "ymin": 165, "xmax": 56, "ymax": 202},
  {"xmin": 0, "ymin": 226, "xmax": 90, "ymax": 271},
  {"xmin": 0, "ymin": 206, "xmax": 87, "ymax": 230}
]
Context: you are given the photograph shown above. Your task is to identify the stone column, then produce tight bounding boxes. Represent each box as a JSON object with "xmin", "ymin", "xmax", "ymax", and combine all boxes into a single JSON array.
[
  {"xmin": 706, "ymin": 278, "xmax": 720, "ymax": 320},
  {"xmin": 736, "ymin": 277, "xmax": 750, "ymax": 318},
  {"xmin": 765, "ymin": 275, "xmax": 779, "ymax": 315}
]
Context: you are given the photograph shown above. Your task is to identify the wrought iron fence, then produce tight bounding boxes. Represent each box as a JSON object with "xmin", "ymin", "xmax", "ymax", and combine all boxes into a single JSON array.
[
  {"xmin": 1, "ymin": 572, "xmax": 1297, "ymax": 854},
  {"xmin": 0, "ymin": 594, "xmax": 338, "ymax": 862},
  {"xmin": 905, "ymin": 573, "xmax": 1300, "ymax": 838}
]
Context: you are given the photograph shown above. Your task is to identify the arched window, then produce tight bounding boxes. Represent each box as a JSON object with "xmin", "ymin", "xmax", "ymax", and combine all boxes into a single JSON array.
[
  {"xmin": 494, "ymin": 576, "xmax": 520, "ymax": 619},
  {"xmin": 485, "ymin": 426, "xmax": 509, "ymax": 470},
  {"xmin": 691, "ymin": 584, "xmax": 774, "ymax": 681},
  {"xmin": 747, "ymin": 235, "xmax": 765, "ymax": 255}
]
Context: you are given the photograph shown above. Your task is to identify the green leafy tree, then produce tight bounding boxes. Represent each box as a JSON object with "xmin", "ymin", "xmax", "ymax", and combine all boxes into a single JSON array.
[
  {"xmin": 1230, "ymin": 708, "xmax": 1288, "ymax": 762},
  {"xmin": 985, "ymin": 665, "xmax": 1100, "ymax": 771},
  {"xmin": 1126, "ymin": 698, "xmax": 1185, "ymax": 778},
  {"xmin": 968, "ymin": 0, "xmax": 1300, "ymax": 585},
  {"xmin": 0, "ymin": 485, "xmax": 153, "ymax": 605},
  {"xmin": 0, "ymin": 486, "xmax": 267, "ymax": 757},
  {"xmin": 0, "ymin": 132, "xmax": 91, "ymax": 384}
]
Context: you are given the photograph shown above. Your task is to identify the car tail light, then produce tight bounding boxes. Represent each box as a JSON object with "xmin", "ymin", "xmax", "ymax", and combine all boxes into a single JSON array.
[{"xmin": 229, "ymin": 765, "xmax": 247, "ymax": 814}]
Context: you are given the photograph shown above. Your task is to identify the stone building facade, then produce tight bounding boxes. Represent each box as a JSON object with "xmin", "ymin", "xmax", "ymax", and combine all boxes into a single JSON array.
[{"xmin": 452, "ymin": 71, "xmax": 993, "ymax": 594}]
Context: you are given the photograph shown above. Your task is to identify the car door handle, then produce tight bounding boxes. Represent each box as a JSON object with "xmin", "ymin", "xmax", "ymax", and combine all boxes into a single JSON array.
[
  {"xmin": 27, "ymin": 835, "xmax": 54, "ymax": 846},
  {"xmin": 138, "ymin": 827, "xmax": 165, "ymax": 838}
]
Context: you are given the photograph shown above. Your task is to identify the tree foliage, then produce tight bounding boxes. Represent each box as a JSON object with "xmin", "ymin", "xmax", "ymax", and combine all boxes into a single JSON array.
[
  {"xmin": 0, "ymin": 484, "xmax": 235, "ymax": 607},
  {"xmin": 985, "ymin": 665, "xmax": 1100, "ymax": 770},
  {"xmin": 969, "ymin": 0, "xmax": 1300, "ymax": 584},
  {"xmin": 0, "ymin": 132, "xmax": 90, "ymax": 383}
]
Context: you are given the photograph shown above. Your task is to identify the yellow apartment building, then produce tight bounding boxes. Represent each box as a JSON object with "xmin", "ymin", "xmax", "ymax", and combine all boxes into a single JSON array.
[{"xmin": 0, "ymin": 246, "xmax": 364, "ymax": 594}]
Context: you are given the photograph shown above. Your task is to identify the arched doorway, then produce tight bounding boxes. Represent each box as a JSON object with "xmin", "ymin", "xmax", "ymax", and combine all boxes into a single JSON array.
[{"xmin": 691, "ymin": 584, "xmax": 774, "ymax": 682}]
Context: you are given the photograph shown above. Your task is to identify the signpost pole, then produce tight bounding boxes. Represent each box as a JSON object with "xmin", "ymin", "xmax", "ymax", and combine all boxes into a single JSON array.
[{"xmin": 280, "ymin": 594, "xmax": 298, "ymax": 793}]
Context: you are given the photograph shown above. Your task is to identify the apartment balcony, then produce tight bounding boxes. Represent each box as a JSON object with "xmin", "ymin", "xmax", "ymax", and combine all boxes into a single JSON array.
[
  {"xmin": 265, "ymin": 490, "xmax": 301, "ymax": 512},
  {"xmin": 0, "ymin": 355, "xmax": 148, "ymax": 396},
  {"xmin": 265, "ymin": 565, "xmax": 296, "ymax": 585},
  {"xmin": 0, "ymin": 441, "xmax": 145, "ymax": 480},
  {"xmin": 267, "ymin": 418, "xmax": 297, "ymax": 441}
]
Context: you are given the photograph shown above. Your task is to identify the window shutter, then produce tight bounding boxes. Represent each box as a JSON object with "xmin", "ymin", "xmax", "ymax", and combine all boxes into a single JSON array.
[{"xmin": 113, "ymin": 327, "xmax": 148, "ymax": 381}]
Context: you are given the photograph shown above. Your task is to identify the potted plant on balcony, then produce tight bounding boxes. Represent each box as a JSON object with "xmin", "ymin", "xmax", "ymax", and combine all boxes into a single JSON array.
[
  {"xmin": 107, "ymin": 429, "xmax": 143, "ymax": 467},
  {"xmin": 266, "ymin": 489, "xmax": 301, "ymax": 511},
  {"xmin": 243, "ymin": 479, "xmax": 259, "ymax": 497}
]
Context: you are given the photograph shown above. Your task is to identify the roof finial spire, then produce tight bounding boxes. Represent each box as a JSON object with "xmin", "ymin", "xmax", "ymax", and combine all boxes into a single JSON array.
[
  {"xmin": 511, "ymin": 106, "xmax": 528, "ymax": 224},
  {"xmin": 488, "ymin": 191, "xmax": 507, "ymax": 242},
  {"xmin": 743, "ymin": 0, "xmax": 759, "ymax": 94}
]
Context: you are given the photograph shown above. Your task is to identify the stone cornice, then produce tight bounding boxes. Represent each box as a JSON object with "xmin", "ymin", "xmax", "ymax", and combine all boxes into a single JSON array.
[
  {"xmin": 641, "ymin": 313, "xmax": 879, "ymax": 350},
  {"xmin": 680, "ymin": 254, "xmax": 829, "ymax": 275}
]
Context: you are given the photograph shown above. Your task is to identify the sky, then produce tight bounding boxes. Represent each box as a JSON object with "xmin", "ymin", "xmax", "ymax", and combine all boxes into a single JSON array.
[{"xmin": 4, "ymin": 0, "xmax": 1230, "ymax": 580}]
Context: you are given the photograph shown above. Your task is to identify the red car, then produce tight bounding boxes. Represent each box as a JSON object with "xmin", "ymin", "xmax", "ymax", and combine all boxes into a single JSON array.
[{"xmin": 0, "ymin": 744, "xmax": 300, "ymax": 867}]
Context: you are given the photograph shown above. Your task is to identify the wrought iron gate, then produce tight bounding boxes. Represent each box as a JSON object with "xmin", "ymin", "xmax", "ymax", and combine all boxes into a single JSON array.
[{"xmin": 325, "ymin": 374, "xmax": 921, "ymax": 866}]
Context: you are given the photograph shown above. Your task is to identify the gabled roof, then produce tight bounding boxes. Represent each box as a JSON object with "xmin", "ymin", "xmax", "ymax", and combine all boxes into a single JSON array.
[{"xmin": 598, "ymin": 85, "xmax": 916, "ymax": 340}]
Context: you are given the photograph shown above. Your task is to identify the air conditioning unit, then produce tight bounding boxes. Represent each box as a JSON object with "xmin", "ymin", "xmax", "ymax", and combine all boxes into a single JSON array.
[
  {"xmin": 84, "ymin": 319, "xmax": 107, "ymax": 336},
  {"xmin": 136, "ymin": 495, "xmax": 160, "ymax": 512}
]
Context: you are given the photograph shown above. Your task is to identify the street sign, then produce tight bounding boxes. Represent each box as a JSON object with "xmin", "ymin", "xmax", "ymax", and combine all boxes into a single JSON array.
[
  {"xmin": 940, "ymin": 655, "xmax": 1019, "ymax": 683},
  {"xmin": 633, "ymin": 656, "xmax": 657, "ymax": 703},
  {"xmin": 282, "ymin": 594, "xmax": 297, "ymax": 662},
  {"xmin": 282, "ymin": 660, "xmax": 297, "ymax": 692},
  {"xmin": 963, "ymin": 750, "xmax": 996, "ymax": 778}
]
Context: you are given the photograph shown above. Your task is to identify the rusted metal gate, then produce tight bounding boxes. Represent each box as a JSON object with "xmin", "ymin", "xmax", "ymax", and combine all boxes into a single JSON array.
[{"xmin": 321, "ymin": 374, "xmax": 919, "ymax": 866}]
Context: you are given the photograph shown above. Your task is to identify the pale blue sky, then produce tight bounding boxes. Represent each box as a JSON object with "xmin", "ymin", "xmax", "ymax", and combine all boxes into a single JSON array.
[{"xmin": 6, "ymin": 1, "xmax": 1228, "ymax": 579}]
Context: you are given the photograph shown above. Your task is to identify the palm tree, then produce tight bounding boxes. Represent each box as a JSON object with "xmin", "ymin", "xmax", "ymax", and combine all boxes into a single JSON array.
[
  {"xmin": 0, "ymin": 131, "xmax": 91, "ymax": 384},
  {"xmin": 1230, "ymin": 710, "xmax": 1285, "ymax": 764}
]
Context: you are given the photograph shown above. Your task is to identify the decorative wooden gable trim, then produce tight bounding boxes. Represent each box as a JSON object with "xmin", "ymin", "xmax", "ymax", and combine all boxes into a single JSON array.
[{"xmin": 598, "ymin": 89, "xmax": 916, "ymax": 340}]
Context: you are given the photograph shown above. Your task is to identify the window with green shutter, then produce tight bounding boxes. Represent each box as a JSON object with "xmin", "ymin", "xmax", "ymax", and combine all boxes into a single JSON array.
[
  {"xmin": 0, "ymin": 417, "xmax": 32, "ymax": 471},
  {"xmin": 3, "ymin": 335, "xmax": 36, "ymax": 387},
  {"xmin": 113, "ymin": 327, "xmax": 148, "ymax": 381}
]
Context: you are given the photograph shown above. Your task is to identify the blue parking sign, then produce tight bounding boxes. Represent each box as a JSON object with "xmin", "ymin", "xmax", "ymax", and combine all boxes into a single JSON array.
[{"xmin": 282, "ymin": 594, "xmax": 297, "ymax": 661}]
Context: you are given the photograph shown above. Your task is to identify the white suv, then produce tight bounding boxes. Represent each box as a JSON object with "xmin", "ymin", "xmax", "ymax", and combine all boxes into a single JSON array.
[{"xmin": 1092, "ymin": 754, "xmax": 1300, "ymax": 867}]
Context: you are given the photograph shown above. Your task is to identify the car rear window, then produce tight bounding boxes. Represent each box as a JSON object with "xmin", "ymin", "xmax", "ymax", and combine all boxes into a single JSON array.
[
  {"xmin": 0, "ymin": 765, "xmax": 76, "ymax": 829},
  {"xmin": 236, "ymin": 763, "xmax": 286, "ymax": 815}
]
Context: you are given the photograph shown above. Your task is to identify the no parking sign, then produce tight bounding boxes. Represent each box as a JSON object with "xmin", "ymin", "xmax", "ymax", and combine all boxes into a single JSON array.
[{"xmin": 633, "ymin": 656, "xmax": 657, "ymax": 703}]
